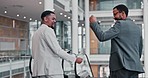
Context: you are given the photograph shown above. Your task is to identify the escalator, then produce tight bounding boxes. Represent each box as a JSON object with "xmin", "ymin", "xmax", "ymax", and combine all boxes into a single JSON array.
[
  {"xmin": 62, "ymin": 52, "xmax": 94, "ymax": 78},
  {"xmin": 29, "ymin": 52, "xmax": 94, "ymax": 78}
]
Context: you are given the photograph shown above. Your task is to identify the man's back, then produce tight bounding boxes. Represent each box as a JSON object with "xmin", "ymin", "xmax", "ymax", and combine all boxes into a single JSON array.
[
  {"xmin": 32, "ymin": 24, "xmax": 63, "ymax": 76},
  {"xmin": 32, "ymin": 24, "xmax": 77, "ymax": 76},
  {"xmin": 109, "ymin": 18, "xmax": 144, "ymax": 73}
]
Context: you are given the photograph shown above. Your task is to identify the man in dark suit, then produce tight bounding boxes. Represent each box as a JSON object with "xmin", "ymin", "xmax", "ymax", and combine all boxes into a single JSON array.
[{"xmin": 89, "ymin": 4, "xmax": 144, "ymax": 78}]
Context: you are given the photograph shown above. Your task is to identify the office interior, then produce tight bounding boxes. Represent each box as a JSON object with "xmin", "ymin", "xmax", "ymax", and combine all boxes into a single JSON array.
[{"xmin": 0, "ymin": 0, "xmax": 148, "ymax": 78}]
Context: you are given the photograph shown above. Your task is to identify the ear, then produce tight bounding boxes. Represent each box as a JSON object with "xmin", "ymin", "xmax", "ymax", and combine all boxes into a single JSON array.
[
  {"xmin": 122, "ymin": 11, "xmax": 125, "ymax": 15},
  {"xmin": 44, "ymin": 17, "xmax": 48, "ymax": 22},
  {"xmin": 121, "ymin": 11, "xmax": 127, "ymax": 19}
]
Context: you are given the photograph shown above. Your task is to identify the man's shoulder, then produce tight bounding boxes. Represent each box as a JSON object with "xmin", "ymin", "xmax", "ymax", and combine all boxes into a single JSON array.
[
  {"xmin": 40, "ymin": 24, "xmax": 53, "ymax": 31},
  {"xmin": 116, "ymin": 18, "xmax": 133, "ymax": 25},
  {"xmin": 40, "ymin": 24, "xmax": 48, "ymax": 28}
]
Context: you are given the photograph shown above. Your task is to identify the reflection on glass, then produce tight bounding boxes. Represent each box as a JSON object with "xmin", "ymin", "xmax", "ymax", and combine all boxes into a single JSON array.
[
  {"xmin": 89, "ymin": 0, "xmax": 142, "ymax": 11},
  {"xmin": 90, "ymin": 25, "xmax": 111, "ymax": 54},
  {"xmin": 55, "ymin": 21, "xmax": 72, "ymax": 50},
  {"xmin": 99, "ymin": 25, "xmax": 111, "ymax": 54},
  {"xmin": 98, "ymin": 65, "xmax": 109, "ymax": 77}
]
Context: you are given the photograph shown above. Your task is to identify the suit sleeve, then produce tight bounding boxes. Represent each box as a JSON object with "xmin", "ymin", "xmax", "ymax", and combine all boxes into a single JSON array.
[
  {"xmin": 43, "ymin": 28, "xmax": 76, "ymax": 63},
  {"xmin": 90, "ymin": 22, "xmax": 120, "ymax": 42}
]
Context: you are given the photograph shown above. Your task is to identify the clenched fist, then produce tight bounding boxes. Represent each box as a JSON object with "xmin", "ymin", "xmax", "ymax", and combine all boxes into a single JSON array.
[
  {"xmin": 89, "ymin": 15, "xmax": 97, "ymax": 23},
  {"xmin": 75, "ymin": 57, "xmax": 83, "ymax": 64}
]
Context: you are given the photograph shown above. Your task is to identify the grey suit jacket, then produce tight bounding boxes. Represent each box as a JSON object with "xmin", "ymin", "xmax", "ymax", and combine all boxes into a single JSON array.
[
  {"xmin": 32, "ymin": 24, "xmax": 76, "ymax": 76},
  {"xmin": 90, "ymin": 18, "xmax": 144, "ymax": 73}
]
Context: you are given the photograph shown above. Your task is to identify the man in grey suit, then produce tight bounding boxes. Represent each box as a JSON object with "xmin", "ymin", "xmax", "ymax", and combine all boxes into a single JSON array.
[
  {"xmin": 89, "ymin": 4, "xmax": 144, "ymax": 78},
  {"xmin": 32, "ymin": 11, "xmax": 83, "ymax": 78}
]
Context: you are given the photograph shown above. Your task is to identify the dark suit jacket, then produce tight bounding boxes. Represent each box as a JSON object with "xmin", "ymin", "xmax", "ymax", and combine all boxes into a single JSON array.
[{"xmin": 90, "ymin": 18, "xmax": 144, "ymax": 73}]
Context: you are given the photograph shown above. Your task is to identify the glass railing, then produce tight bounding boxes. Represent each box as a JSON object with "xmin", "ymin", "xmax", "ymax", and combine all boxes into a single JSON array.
[
  {"xmin": 0, "ymin": 56, "xmax": 30, "ymax": 64},
  {"xmin": 0, "ymin": 67, "xmax": 30, "ymax": 78},
  {"xmin": 0, "ymin": 50, "xmax": 31, "ymax": 63},
  {"xmin": 0, "ymin": 55, "xmax": 30, "ymax": 78}
]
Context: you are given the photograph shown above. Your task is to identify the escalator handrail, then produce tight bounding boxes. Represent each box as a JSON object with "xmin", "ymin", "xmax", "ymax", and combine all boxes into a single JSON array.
[
  {"xmin": 29, "ymin": 56, "xmax": 32, "ymax": 75},
  {"xmin": 84, "ymin": 53, "xmax": 94, "ymax": 77},
  {"xmin": 74, "ymin": 53, "xmax": 94, "ymax": 78}
]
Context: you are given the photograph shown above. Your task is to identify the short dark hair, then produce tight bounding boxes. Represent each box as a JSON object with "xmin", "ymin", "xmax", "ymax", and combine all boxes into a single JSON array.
[
  {"xmin": 113, "ymin": 4, "xmax": 129, "ymax": 17},
  {"xmin": 41, "ymin": 10, "xmax": 55, "ymax": 20}
]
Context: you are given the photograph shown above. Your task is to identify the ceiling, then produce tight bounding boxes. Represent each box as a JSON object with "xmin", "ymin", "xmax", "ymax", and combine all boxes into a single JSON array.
[{"xmin": 0, "ymin": 0, "xmax": 72, "ymax": 22}]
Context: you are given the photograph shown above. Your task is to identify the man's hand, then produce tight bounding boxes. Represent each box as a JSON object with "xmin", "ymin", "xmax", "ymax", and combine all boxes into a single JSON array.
[
  {"xmin": 89, "ymin": 15, "xmax": 97, "ymax": 23},
  {"xmin": 76, "ymin": 57, "xmax": 83, "ymax": 64}
]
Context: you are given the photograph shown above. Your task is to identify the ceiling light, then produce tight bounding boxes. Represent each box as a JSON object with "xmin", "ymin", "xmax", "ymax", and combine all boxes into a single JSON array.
[
  {"xmin": 64, "ymin": 15, "xmax": 67, "ymax": 17},
  {"xmin": 30, "ymin": 18, "xmax": 32, "ymax": 21},
  {"xmin": 68, "ymin": 17, "xmax": 71, "ymax": 19},
  {"xmin": 17, "ymin": 14, "xmax": 19, "ymax": 17},
  {"xmin": 82, "ymin": 24, "xmax": 84, "ymax": 26},
  {"xmin": 60, "ymin": 13, "xmax": 63, "ymax": 15},
  {"xmin": 4, "ymin": 10, "xmax": 7, "ymax": 13},
  {"xmin": 39, "ymin": 1, "xmax": 42, "ymax": 5},
  {"xmin": 13, "ymin": 20, "xmax": 15, "ymax": 28},
  {"xmin": 23, "ymin": 16, "xmax": 26, "ymax": 19}
]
